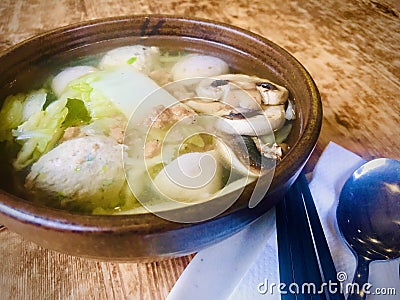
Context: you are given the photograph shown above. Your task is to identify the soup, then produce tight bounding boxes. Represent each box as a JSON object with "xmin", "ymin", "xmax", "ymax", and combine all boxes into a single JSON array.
[{"xmin": 0, "ymin": 45, "xmax": 295, "ymax": 215}]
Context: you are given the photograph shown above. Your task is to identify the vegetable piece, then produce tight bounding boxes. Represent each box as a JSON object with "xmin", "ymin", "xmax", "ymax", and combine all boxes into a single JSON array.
[
  {"xmin": 159, "ymin": 51, "xmax": 184, "ymax": 63},
  {"xmin": 274, "ymin": 123, "xmax": 292, "ymax": 144},
  {"xmin": 12, "ymin": 98, "xmax": 68, "ymax": 170},
  {"xmin": 0, "ymin": 93, "xmax": 25, "ymax": 142},
  {"xmin": 3, "ymin": 65, "xmax": 174, "ymax": 170},
  {"xmin": 51, "ymin": 65, "xmax": 97, "ymax": 97},
  {"xmin": 285, "ymin": 99, "xmax": 296, "ymax": 120},
  {"xmin": 62, "ymin": 78, "xmax": 122, "ymax": 120},
  {"xmin": 62, "ymin": 98, "xmax": 91, "ymax": 127},
  {"xmin": 259, "ymin": 122, "xmax": 292, "ymax": 145},
  {"xmin": 126, "ymin": 56, "xmax": 137, "ymax": 64},
  {"xmin": 22, "ymin": 89, "xmax": 47, "ymax": 121},
  {"xmin": 79, "ymin": 117, "xmax": 119, "ymax": 138},
  {"xmin": 65, "ymin": 66, "xmax": 178, "ymax": 119}
]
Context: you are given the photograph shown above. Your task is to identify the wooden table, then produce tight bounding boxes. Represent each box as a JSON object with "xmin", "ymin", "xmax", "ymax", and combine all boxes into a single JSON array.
[{"xmin": 0, "ymin": 0, "xmax": 399, "ymax": 298}]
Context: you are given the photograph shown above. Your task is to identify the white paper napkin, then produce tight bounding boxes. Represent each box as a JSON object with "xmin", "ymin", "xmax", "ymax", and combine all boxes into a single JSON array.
[{"xmin": 167, "ymin": 142, "xmax": 400, "ymax": 300}]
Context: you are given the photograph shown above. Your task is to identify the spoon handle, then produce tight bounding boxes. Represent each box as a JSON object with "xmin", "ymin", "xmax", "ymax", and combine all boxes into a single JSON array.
[{"xmin": 348, "ymin": 256, "xmax": 371, "ymax": 300}]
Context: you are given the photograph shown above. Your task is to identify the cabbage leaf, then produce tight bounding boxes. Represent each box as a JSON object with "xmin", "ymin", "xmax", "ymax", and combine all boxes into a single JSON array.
[
  {"xmin": 60, "ymin": 78, "xmax": 122, "ymax": 120},
  {"xmin": 65, "ymin": 66, "xmax": 177, "ymax": 119},
  {"xmin": 22, "ymin": 89, "xmax": 47, "ymax": 121},
  {"xmin": 0, "ymin": 93, "xmax": 25, "ymax": 142},
  {"xmin": 12, "ymin": 98, "xmax": 68, "ymax": 170},
  {"xmin": 62, "ymin": 98, "xmax": 91, "ymax": 127},
  {"xmin": 1, "ymin": 65, "xmax": 179, "ymax": 172}
]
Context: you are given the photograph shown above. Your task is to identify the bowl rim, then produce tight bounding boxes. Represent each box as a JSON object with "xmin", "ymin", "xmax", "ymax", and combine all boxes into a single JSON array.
[{"xmin": 0, "ymin": 14, "xmax": 322, "ymax": 234}]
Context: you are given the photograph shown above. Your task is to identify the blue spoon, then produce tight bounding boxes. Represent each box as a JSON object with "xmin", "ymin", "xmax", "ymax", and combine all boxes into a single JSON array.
[{"xmin": 337, "ymin": 158, "xmax": 400, "ymax": 300}]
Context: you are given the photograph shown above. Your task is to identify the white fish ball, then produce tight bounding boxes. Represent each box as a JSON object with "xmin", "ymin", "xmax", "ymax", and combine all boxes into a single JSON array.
[
  {"xmin": 171, "ymin": 54, "xmax": 229, "ymax": 85},
  {"xmin": 153, "ymin": 151, "xmax": 222, "ymax": 202},
  {"xmin": 98, "ymin": 45, "xmax": 160, "ymax": 74}
]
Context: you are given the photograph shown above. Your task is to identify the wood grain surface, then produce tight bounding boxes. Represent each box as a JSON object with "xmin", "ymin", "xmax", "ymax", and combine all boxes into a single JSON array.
[{"xmin": 0, "ymin": 0, "xmax": 399, "ymax": 299}]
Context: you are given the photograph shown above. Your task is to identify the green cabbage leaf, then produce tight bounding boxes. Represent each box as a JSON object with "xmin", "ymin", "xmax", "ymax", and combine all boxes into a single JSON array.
[
  {"xmin": 12, "ymin": 97, "xmax": 68, "ymax": 170},
  {"xmin": 0, "ymin": 93, "xmax": 26, "ymax": 142}
]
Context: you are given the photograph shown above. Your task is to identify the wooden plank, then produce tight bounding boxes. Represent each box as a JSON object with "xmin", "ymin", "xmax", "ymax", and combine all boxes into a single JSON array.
[{"xmin": 0, "ymin": 229, "xmax": 193, "ymax": 299}]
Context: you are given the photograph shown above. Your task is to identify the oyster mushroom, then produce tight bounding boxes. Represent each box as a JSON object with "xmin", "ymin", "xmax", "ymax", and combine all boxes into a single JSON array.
[
  {"xmin": 214, "ymin": 135, "xmax": 275, "ymax": 177},
  {"xmin": 217, "ymin": 105, "xmax": 286, "ymax": 136},
  {"xmin": 252, "ymin": 138, "xmax": 283, "ymax": 160},
  {"xmin": 191, "ymin": 75, "xmax": 289, "ymax": 135},
  {"xmin": 182, "ymin": 98, "xmax": 233, "ymax": 116},
  {"xmin": 196, "ymin": 74, "xmax": 289, "ymax": 107}
]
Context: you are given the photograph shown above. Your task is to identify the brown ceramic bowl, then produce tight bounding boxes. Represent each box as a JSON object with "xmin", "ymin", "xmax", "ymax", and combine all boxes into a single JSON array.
[{"xmin": 0, "ymin": 15, "xmax": 321, "ymax": 261}]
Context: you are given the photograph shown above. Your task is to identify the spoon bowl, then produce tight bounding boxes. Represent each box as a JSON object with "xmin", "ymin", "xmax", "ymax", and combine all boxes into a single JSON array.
[{"xmin": 337, "ymin": 158, "xmax": 400, "ymax": 299}]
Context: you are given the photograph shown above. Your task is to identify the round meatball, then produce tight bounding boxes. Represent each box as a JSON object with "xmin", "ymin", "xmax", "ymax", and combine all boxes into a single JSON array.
[{"xmin": 25, "ymin": 135, "xmax": 125, "ymax": 211}]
